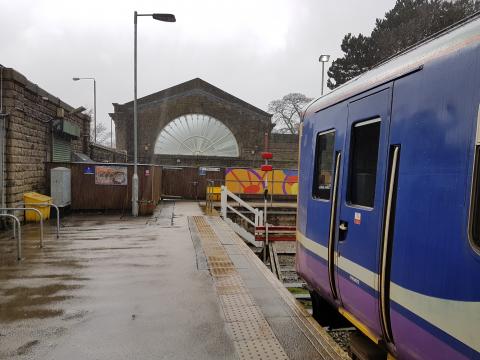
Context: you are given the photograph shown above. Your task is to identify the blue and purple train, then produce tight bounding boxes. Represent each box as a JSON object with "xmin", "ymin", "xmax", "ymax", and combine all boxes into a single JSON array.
[{"xmin": 296, "ymin": 15, "xmax": 480, "ymax": 360}]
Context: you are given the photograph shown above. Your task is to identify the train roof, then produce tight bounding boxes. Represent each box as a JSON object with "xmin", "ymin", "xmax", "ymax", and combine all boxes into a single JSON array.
[{"xmin": 305, "ymin": 14, "xmax": 480, "ymax": 117}]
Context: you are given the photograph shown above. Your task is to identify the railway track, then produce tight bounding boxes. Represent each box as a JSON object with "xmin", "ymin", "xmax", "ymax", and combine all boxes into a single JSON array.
[{"xmin": 261, "ymin": 241, "xmax": 311, "ymax": 307}]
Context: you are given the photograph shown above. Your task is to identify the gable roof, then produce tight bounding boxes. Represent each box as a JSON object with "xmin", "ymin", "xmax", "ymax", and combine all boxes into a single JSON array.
[{"xmin": 121, "ymin": 78, "xmax": 271, "ymax": 117}]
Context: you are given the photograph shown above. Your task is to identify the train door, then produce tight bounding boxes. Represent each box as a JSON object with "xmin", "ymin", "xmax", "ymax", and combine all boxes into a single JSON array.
[
  {"xmin": 335, "ymin": 86, "xmax": 393, "ymax": 340},
  {"xmin": 305, "ymin": 104, "xmax": 347, "ymax": 301}
]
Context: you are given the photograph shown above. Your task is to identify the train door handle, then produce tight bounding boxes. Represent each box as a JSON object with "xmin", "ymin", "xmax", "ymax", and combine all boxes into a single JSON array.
[{"xmin": 339, "ymin": 220, "xmax": 348, "ymax": 241}]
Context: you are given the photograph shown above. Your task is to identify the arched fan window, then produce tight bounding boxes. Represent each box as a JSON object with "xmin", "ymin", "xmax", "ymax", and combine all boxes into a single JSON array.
[{"xmin": 154, "ymin": 114, "xmax": 239, "ymax": 157}]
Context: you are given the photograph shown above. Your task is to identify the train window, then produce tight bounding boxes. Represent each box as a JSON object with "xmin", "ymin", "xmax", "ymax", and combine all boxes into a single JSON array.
[
  {"xmin": 312, "ymin": 130, "xmax": 335, "ymax": 200},
  {"xmin": 470, "ymin": 145, "xmax": 480, "ymax": 249},
  {"xmin": 348, "ymin": 118, "xmax": 381, "ymax": 207},
  {"xmin": 470, "ymin": 107, "xmax": 480, "ymax": 252}
]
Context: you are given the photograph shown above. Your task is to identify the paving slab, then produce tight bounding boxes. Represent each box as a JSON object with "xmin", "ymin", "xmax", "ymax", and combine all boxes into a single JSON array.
[
  {"xmin": 205, "ymin": 216, "xmax": 350, "ymax": 360},
  {"xmin": 0, "ymin": 201, "xmax": 236, "ymax": 360},
  {"xmin": 194, "ymin": 216, "xmax": 349, "ymax": 359},
  {"xmin": 0, "ymin": 201, "xmax": 348, "ymax": 360}
]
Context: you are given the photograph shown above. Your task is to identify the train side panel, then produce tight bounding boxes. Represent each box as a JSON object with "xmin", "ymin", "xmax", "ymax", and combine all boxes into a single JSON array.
[
  {"xmin": 296, "ymin": 21, "xmax": 480, "ymax": 359},
  {"xmin": 387, "ymin": 42, "xmax": 480, "ymax": 359},
  {"xmin": 296, "ymin": 104, "xmax": 347, "ymax": 300}
]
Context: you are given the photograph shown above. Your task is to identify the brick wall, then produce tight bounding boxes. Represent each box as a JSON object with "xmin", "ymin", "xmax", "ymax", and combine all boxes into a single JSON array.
[{"xmin": 0, "ymin": 67, "xmax": 90, "ymax": 208}]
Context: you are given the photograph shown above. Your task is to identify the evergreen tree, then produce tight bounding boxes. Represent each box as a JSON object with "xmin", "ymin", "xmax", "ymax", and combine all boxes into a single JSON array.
[{"xmin": 327, "ymin": 0, "xmax": 479, "ymax": 89}]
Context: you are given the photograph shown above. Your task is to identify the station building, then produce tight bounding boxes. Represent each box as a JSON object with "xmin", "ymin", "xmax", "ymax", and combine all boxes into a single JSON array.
[
  {"xmin": 110, "ymin": 78, "xmax": 299, "ymax": 169},
  {"xmin": 0, "ymin": 65, "xmax": 125, "ymax": 210}
]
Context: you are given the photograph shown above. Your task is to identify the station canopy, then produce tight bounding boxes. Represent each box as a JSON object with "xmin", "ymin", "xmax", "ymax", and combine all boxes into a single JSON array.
[{"xmin": 154, "ymin": 113, "xmax": 239, "ymax": 157}]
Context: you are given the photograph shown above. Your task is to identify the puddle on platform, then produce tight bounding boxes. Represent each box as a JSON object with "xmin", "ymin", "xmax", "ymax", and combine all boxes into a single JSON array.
[
  {"xmin": 0, "ymin": 273, "xmax": 89, "ymax": 282},
  {"xmin": 0, "ymin": 284, "xmax": 82, "ymax": 322},
  {"xmin": 16, "ymin": 339, "xmax": 40, "ymax": 355}
]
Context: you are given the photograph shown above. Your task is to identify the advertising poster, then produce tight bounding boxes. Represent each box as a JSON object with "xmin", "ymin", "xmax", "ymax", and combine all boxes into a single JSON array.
[{"xmin": 95, "ymin": 166, "xmax": 128, "ymax": 186}]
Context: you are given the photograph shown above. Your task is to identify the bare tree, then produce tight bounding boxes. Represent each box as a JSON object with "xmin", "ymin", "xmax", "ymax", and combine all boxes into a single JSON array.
[
  {"xmin": 268, "ymin": 93, "xmax": 313, "ymax": 134},
  {"xmin": 93, "ymin": 122, "xmax": 114, "ymax": 147},
  {"xmin": 86, "ymin": 109, "xmax": 114, "ymax": 147}
]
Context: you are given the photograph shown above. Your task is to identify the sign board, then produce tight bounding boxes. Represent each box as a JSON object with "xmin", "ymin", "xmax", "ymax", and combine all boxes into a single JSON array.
[
  {"xmin": 145, "ymin": 169, "xmax": 150, "ymax": 176},
  {"xmin": 95, "ymin": 166, "xmax": 128, "ymax": 186},
  {"xmin": 84, "ymin": 166, "xmax": 95, "ymax": 175},
  {"xmin": 199, "ymin": 167, "xmax": 220, "ymax": 176}
]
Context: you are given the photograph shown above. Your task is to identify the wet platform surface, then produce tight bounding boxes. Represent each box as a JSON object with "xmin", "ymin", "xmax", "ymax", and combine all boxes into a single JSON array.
[{"xmin": 0, "ymin": 201, "xmax": 347, "ymax": 359}]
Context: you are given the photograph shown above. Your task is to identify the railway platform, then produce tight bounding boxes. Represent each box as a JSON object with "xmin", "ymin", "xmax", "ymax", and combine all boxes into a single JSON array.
[{"xmin": 0, "ymin": 201, "xmax": 347, "ymax": 360}]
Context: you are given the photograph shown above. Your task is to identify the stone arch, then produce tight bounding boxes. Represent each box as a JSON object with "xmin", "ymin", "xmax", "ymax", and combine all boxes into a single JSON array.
[{"xmin": 154, "ymin": 113, "xmax": 239, "ymax": 157}]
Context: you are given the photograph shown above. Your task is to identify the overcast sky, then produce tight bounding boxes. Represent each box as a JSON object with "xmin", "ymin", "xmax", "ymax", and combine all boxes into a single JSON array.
[{"xmin": 1, "ymin": 0, "xmax": 397, "ymax": 136}]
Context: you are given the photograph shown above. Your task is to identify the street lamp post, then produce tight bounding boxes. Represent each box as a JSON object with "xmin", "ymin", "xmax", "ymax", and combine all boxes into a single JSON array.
[
  {"xmin": 73, "ymin": 77, "xmax": 96, "ymax": 142},
  {"xmin": 318, "ymin": 55, "xmax": 330, "ymax": 96},
  {"xmin": 110, "ymin": 115, "xmax": 113, "ymax": 147},
  {"xmin": 133, "ymin": 11, "xmax": 176, "ymax": 217}
]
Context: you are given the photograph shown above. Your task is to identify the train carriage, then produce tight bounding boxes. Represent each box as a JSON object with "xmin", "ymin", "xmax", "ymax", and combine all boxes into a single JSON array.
[{"xmin": 296, "ymin": 15, "xmax": 480, "ymax": 359}]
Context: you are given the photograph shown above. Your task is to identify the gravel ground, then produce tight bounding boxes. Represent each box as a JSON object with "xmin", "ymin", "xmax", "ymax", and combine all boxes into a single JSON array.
[{"xmin": 327, "ymin": 328, "xmax": 355, "ymax": 355}]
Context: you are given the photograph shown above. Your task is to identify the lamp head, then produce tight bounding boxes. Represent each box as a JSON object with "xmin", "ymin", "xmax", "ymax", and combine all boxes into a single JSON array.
[
  {"xmin": 152, "ymin": 13, "xmax": 176, "ymax": 22},
  {"xmin": 319, "ymin": 55, "xmax": 330, "ymax": 62}
]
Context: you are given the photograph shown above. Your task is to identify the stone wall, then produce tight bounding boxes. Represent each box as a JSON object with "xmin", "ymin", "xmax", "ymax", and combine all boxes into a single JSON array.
[
  {"xmin": 0, "ymin": 67, "xmax": 90, "ymax": 208},
  {"xmin": 89, "ymin": 143, "xmax": 127, "ymax": 163},
  {"xmin": 110, "ymin": 78, "xmax": 273, "ymax": 167},
  {"xmin": 268, "ymin": 133, "xmax": 299, "ymax": 167},
  {"xmin": 111, "ymin": 79, "xmax": 301, "ymax": 169}
]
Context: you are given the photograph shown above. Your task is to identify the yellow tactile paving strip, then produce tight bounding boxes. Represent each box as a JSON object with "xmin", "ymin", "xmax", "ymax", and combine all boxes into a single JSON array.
[
  {"xmin": 206, "ymin": 216, "xmax": 350, "ymax": 360},
  {"xmin": 193, "ymin": 216, "xmax": 289, "ymax": 360}
]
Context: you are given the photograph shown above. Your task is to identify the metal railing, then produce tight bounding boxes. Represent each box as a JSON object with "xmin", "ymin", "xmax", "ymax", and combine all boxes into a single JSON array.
[
  {"xmin": 220, "ymin": 185, "xmax": 263, "ymax": 228},
  {"xmin": 19, "ymin": 202, "xmax": 60, "ymax": 239},
  {"xmin": 207, "ymin": 179, "xmax": 298, "ymax": 196},
  {"xmin": 206, "ymin": 178, "xmax": 297, "ymax": 208},
  {"xmin": 0, "ymin": 213, "xmax": 22, "ymax": 260},
  {"xmin": 0, "ymin": 207, "xmax": 44, "ymax": 247},
  {"xmin": 205, "ymin": 180, "xmax": 220, "ymax": 214}
]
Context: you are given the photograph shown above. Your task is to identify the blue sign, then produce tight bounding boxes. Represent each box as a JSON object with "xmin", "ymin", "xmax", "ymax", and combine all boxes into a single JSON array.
[{"xmin": 84, "ymin": 166, "xmax": 94, "ymax": 175}]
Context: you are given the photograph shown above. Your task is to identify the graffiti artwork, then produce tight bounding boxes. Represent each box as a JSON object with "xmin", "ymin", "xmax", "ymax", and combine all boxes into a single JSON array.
[{"xmin": 225, "ymin": 168, "xmax": 298, "ymax": 195}]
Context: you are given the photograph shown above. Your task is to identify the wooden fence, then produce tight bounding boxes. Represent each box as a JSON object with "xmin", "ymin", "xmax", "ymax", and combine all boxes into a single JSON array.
[
  {"xmin": 46, "ymin": 163, "xmax": 162, "ymax": 214},
  {"xmin": 45, "ymin": 164, "xmax": 294, "ymax": 213},
  {"xmin": 161, "ymin": 166, "xmax": 225, "ymax": 200}
]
